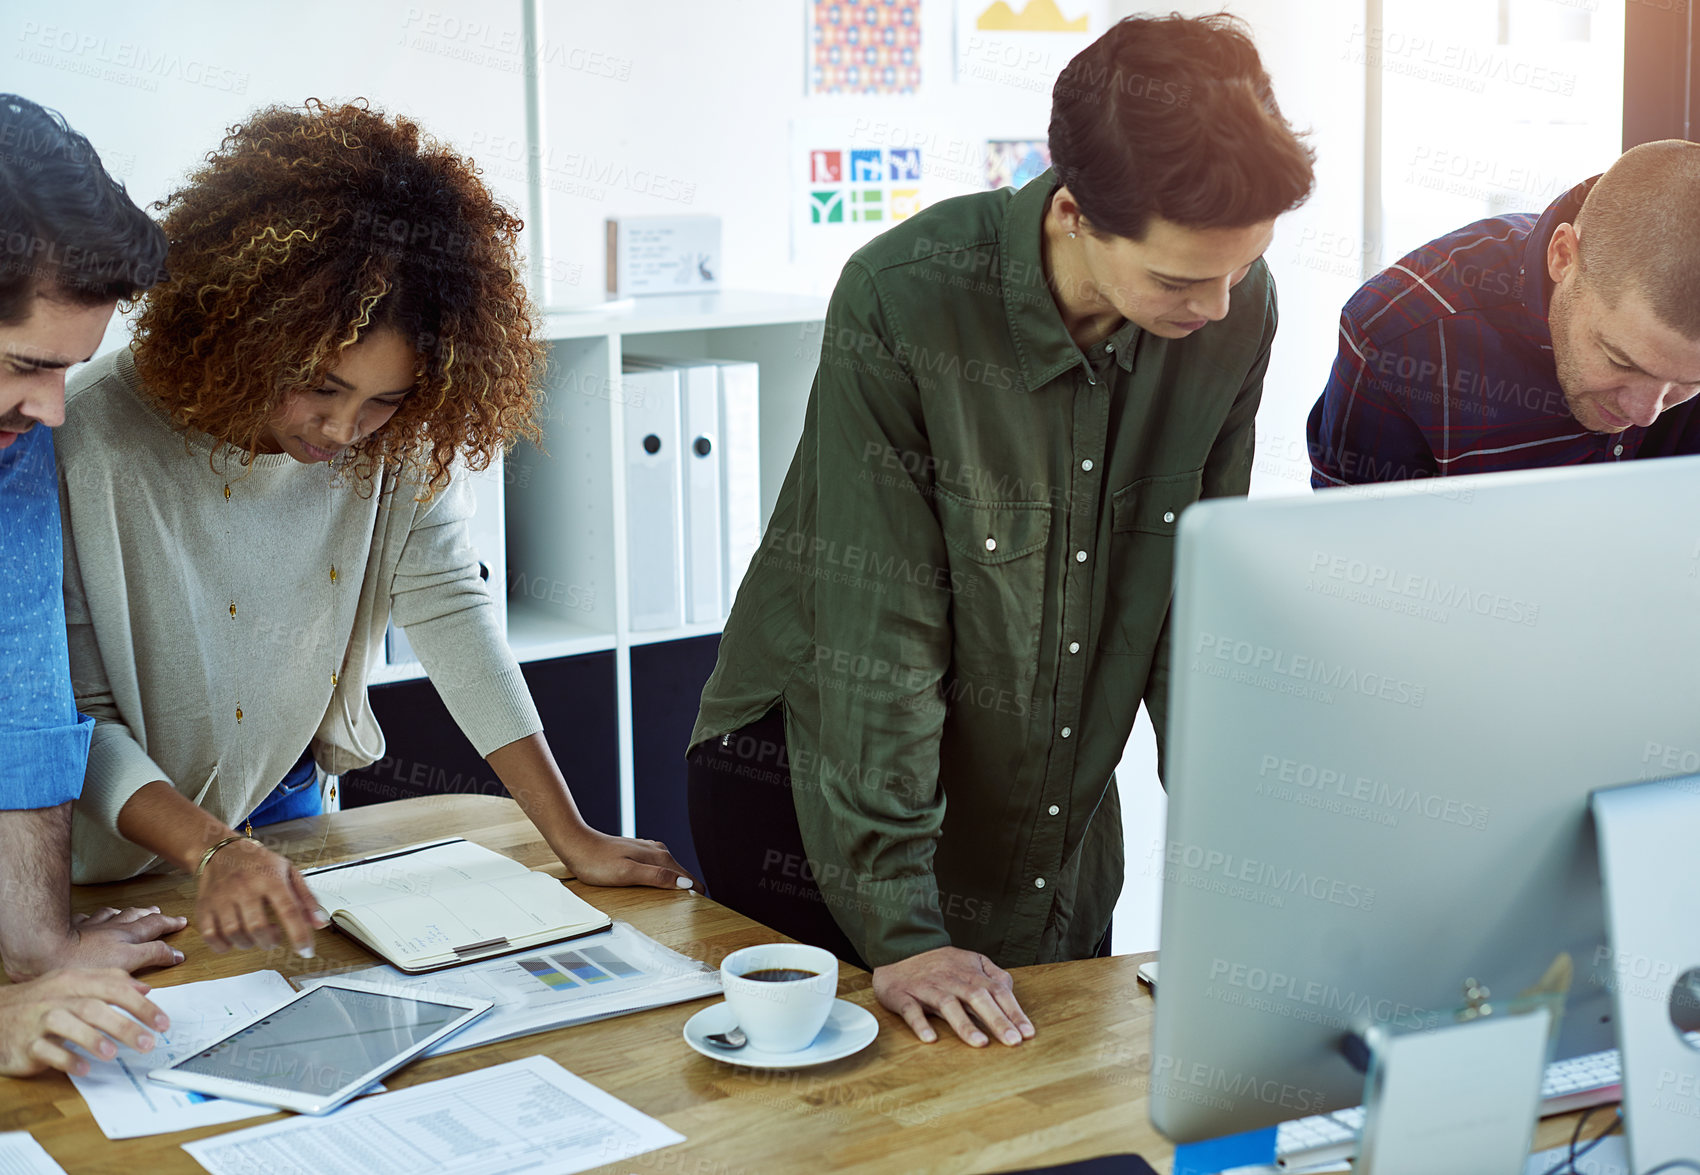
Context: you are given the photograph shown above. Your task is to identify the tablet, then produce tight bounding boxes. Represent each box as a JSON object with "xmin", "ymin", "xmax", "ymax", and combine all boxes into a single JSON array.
[{"xmin": 147, "ymin": 978, "xmax": 491, "ymax": 1115}]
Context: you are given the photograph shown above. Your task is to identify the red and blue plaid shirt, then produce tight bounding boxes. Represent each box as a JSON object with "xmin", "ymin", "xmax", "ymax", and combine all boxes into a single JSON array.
[{"xmin": 1307, "ymin": 179, "xmax": 1700, "ymax": 487}]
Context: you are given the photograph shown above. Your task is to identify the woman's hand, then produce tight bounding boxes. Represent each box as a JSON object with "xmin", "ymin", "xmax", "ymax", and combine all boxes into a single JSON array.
[
  {"xmin": 559, "ymin": 829, "xmax": 698, "ymax": 890},
  {"xmin": 484, "ymin": 733, "xmax": 698, "ymax": 892},
  {"xmin": 194, "ymin": 837, "xmax": 329, "ymax": 956},
  {"xmin": 0, "ymin": 968, "xmax": 170, "ymax": 1078}
]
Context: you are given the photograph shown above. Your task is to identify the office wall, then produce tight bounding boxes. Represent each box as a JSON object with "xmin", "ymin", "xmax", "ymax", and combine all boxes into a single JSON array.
[{"xmin": 7, "ymin": 0, "xmax": 533, "ymax": 354}]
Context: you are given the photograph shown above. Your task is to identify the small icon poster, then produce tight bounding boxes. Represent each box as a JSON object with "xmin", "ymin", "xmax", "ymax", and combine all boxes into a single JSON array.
[
  {"xmin": 800, "ymin": 142, "xmax": 924, "ymax": 230},
  {"xmin": 792, "ymin": 121, "xmax": 931, "ymax": 263}
]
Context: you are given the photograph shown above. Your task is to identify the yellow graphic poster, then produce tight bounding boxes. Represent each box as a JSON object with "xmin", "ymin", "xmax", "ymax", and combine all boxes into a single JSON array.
[
  {"xmin": 975, "ymin": 0, "xmax": 1089, "ymax": 32},
  {"xmin": 956, "ymin": 0, "xmax": 1104, "ymax": 89}
]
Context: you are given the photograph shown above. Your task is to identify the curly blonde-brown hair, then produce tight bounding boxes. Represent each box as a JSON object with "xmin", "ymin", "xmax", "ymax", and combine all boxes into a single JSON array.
[{"xmin": 132, "ymin": 99, "xmax": 543, "ymax": 493}]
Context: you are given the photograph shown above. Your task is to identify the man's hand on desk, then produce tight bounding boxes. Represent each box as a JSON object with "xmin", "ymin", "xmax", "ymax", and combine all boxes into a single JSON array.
[
  {"xmin": 0, "ymin": 967, "xmax": 169, "ymax": 1078},
  {"xmin": 2, "ymin": 907, "xmax": 187, "ymax": 983},
  {"xmin": 558, "ymin": 828, "xmax": 698, "ymax": 891},
  {"xmin": 873, "ymin": 946, "xmax": 1036, "ymax": 1047},
  {"xmin": 195, "ymin": 837, "xmax": 329, "ymax": 957}
]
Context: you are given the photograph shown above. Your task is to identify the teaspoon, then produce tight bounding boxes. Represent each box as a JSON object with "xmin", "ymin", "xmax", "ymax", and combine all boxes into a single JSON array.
[{"xmin": 704, "ymin": 1025, "xmax": 747, "ymax": 1049}]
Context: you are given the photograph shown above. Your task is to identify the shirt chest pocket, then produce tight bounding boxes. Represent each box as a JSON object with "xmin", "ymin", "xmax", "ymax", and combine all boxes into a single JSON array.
[
  {"xmin": 935, "ymin": 488, "xmax": 1052, "ymax": 688},
  {"xmin": 1102, "ymin": 467, "xmax": 1203, "ymax": 656}
]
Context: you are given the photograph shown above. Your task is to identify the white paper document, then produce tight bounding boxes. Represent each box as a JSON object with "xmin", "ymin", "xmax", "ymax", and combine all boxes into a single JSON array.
[
  {"xmin": 69, "ymin": 970, "xmax": 299, "ymax": 1139},
  {"xmin": 181, "ymin": 1054, "xmax": 685, "ymax": 1175},
  {"xmin": 302, "ymin": 921, "xmax": 720, "ymax": 1055},
  {"xmin": 0, "ymin": 1131, "xmax": 69, "ymax": 1175}
]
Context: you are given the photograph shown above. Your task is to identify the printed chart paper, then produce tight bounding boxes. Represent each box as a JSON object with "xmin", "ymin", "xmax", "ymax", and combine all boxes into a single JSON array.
[
  {"xmin": 181, "ymin": 1055, "xmax": 685, "ymax": 1175},
  {"xmin": 302, "ymin": 921, "xmax": 719, "ymax": 1056}
]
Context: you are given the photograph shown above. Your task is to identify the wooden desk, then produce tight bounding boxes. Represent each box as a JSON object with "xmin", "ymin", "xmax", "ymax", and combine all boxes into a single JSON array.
[{"xmin": 1, "ymin": 796, "xmax": 1604, "ymax": 1174}]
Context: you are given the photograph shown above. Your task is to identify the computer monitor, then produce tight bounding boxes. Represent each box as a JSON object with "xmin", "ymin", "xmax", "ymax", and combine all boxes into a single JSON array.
[{"xmin": 1148, "ymin": 456, "xmax": 1700, "ymax": 1143}]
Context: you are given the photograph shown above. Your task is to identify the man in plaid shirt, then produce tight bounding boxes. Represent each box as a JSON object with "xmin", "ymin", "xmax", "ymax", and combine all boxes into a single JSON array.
[{"xmin": 1309, "ymin": 140, "xmax": 1700, "ymax": 487}]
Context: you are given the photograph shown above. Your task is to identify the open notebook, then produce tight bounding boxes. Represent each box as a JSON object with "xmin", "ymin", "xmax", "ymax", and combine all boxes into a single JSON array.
[{"xmin": 302, "ymin": 838, "xmax": 612, "ymax": 973}]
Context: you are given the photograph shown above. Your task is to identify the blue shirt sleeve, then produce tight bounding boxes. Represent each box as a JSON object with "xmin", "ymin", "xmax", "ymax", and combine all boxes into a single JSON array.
[{"xmin": 0, "ymin": 425, "xmax": 92, "ymax": 809}]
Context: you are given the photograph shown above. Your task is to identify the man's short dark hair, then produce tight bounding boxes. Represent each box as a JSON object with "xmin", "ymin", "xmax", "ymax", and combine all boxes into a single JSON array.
[
  {"xmin": 0, "ymin": 94, "xmax": 166, "ymax": 324},
  {"xmin": 1048, "ymin": 12, "xmax": 1315, "ymax": 241}
]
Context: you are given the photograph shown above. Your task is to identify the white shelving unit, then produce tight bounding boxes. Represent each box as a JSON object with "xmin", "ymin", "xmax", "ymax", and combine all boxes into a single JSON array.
[{"xmin": 371, "ymin": 291, "xmax": 827, "ymax": 836}]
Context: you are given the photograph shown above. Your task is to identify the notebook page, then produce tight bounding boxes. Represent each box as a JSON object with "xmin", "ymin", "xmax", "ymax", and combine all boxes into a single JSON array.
[
  {"xmin": 339, "ymin": 872, "xmax": 607, "ymax": 964},
  {"xmin": 305, "ymin": 839, "xmax": 529, "ymax": 912}
]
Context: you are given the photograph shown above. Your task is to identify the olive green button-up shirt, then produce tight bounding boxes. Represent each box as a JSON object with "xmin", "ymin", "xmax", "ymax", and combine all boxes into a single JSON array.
[{"xmin": 690, "ymin": 170, "xmax": 1275, "ymax": 969}]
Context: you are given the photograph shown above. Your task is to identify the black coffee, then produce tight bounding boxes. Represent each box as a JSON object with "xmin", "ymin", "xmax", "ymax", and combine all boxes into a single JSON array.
[{"xmin": 741, "ymin": 967, "xmax": 819, "ymax": 982}]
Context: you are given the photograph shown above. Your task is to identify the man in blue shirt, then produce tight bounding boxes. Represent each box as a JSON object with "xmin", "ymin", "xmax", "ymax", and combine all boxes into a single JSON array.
[{"xmin": 0, "ymin": 95, "xmax": 181, "ymax": 1076}]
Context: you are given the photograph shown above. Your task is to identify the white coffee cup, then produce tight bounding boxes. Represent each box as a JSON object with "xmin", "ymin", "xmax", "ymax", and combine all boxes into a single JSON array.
[{"xmin": 720, "ymin": 943, "xmax": 837, "ymax": 1053}]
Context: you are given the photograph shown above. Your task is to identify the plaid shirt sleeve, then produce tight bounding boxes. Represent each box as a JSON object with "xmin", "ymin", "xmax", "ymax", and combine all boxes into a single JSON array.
[{"xmin": 1309, "ymin": 309, "xmax": 1441, "ymax": 488}]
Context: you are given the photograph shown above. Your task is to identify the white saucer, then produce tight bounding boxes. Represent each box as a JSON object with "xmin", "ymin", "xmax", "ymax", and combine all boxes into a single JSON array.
[{"xmin": 683, "ymin": 999, "xmax": 878, "ymax": 1069}]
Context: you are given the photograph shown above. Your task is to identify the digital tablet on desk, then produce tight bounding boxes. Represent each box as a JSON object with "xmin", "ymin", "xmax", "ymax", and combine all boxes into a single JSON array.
[{"xmin": 147, "ymin": 979, "xmax": 491, "ymax": 1115}]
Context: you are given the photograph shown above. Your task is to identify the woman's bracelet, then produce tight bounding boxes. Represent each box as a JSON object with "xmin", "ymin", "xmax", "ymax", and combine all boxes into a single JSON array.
[{"xmin": 195, "ymin": 833, "xmax": 250, "ymax": 880}]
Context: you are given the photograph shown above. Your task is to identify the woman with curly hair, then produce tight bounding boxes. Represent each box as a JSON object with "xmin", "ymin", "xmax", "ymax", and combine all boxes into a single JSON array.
[{"xmin": 56, "ymin": 100, "xmax": 692, "ymax": 959}]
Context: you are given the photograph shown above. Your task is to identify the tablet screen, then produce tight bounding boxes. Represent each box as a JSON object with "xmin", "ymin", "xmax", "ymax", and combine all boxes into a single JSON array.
[{"xmin": 172, "ymin": 986, "xmax": 467, "ymax": 1098}]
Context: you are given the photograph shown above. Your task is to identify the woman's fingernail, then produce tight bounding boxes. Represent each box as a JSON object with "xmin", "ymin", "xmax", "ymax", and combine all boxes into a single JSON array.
[
  {"xmin": 136, "ymin": 1034, "xmax": 154, "ymax": 1051},
  {"xmin": 155, "ymin": 1015, "xmax": 170, "ymax": 1030},
  {"xmin": 172, "ymin": 950, "xmax": 185, "ymax": 963},
  {"xmin": 970, "ymin": 1033, "xmax": 987, "ymax": 1047},
  {"xmin": 1003, "ymin": 1030, "xmax": 1021, "ymax": 1045},
  {"xmin": 297, "ymin": 945, "xmax": 316, "ymax": 959},
  {"xmin": 675, "ymin": 876, "xmax": 694, "ymax": 889}
]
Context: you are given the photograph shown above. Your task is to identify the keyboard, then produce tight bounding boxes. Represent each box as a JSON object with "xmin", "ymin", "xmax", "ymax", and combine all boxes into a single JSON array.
[{"xmin": 1273, "ymin": 1046, "xmax": 1624, "ymax": 1167}]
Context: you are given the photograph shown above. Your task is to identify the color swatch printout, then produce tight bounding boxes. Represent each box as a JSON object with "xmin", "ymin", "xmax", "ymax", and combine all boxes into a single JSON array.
[{"xmin": 307, "ymin": 922, "xmax": 721, "ymax": 1056}]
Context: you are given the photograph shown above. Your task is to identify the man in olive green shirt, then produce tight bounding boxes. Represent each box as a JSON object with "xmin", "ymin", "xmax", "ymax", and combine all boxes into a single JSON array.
[{"xmin": 690, "ymin": 14, "xmax": 1315, "ymax": 1048}]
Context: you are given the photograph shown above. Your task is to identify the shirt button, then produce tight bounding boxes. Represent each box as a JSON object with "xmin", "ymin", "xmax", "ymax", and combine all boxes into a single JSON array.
[
  {"xmin": 1060, "ymin": 726, "xmax": 1072, "ymax": 738},
  {"xmin": 1075, "ymin": 550, "xmax": 1088, "ymax": 563},
  {"xmin": 1163, "ymin": 511, "xmax": 1175, "ymax": 523},
  {"xmin": 985, "ymin": 536, "xmax": 997, "ymax": 552},
  {"xmin": 1034, "ymin": 878, "xmax": 1046, "ymax": 889},
  {"xmin": 1081, "ymin": 459, "xmax": 1094, "ymax": 472},
  {"xmin": 1048, "ymin": 804, "xmax": 1060, "ymax": 816},
  {"xmin": 1613, "ymin": 444, "xmax": 1624, "ymax": 456},
  {"xmin": 1068, "ymin": 641, "xmax": 1080, "ymax": 654},
  {"xmin": 1105, "ymin": 343, "xmax": 1115, "ymax": 353}
]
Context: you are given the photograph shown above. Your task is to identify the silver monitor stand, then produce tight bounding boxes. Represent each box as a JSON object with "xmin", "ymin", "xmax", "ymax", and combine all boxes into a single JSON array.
[{"xmin": 1593, "ymin": 777, "xmax": 1700, "ymax": 1172}]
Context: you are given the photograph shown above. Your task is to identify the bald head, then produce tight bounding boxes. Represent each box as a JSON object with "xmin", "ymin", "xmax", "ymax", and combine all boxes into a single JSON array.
[{"xmin": 1575, "ymin": 140, "xmax": 1700, "ymax": 339}]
